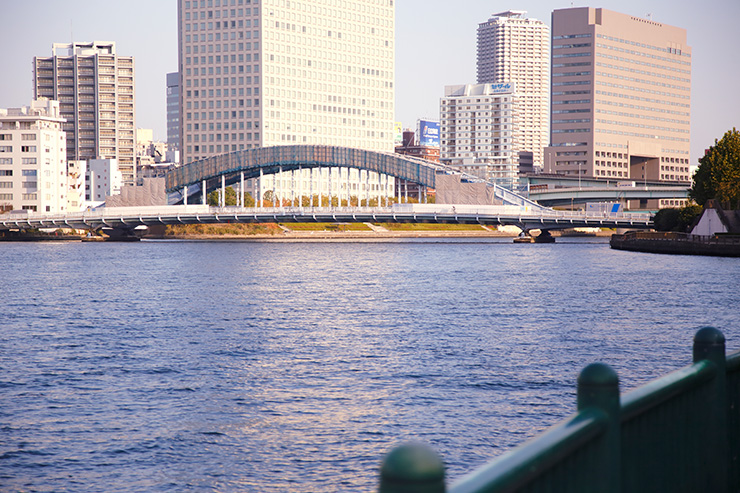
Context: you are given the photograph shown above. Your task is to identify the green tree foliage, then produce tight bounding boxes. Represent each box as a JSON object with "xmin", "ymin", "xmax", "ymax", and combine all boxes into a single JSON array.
[
  {"xmin": 653, "ymin": 204, "xmax": 703, "ymax": 232},
  {"xmin": 208, "ymin": 187, "xmax": 254, "ymax": 207},
  {"xmin": 690, "ymin": 128, "xmax": 740, "ymax": 209}
]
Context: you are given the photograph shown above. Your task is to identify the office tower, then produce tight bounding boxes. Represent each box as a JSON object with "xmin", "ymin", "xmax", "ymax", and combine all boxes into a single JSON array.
[
  {"xmin": 545, "ymin": 8, "xmax": 691, "ymax": 184},
  {"xmin": 167, "ymin": 72, "xmax": 180, "ymax": 152},
  {"xmin": 177, "ymin": 0, "xmax": 395, "ymax": 165},
  {"xmin": 33, "ymin": 42, "xmax": 136, "ymax": 184},
  {"xmin": 440, "ymin": 83, "xmax": 521, "ymax": 190},
  {"xmin": 0, "ymin": 99, "xmax": 67, "ymax": 213},
  {"xmin": 477, "ymin": 11, "xmax": 549, "ymax": 167}
]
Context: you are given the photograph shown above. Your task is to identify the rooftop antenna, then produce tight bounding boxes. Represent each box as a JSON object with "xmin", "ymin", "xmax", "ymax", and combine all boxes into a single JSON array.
[{"xmin": 647, "ymin": 13, "xmax": 653, "ymax": 20}]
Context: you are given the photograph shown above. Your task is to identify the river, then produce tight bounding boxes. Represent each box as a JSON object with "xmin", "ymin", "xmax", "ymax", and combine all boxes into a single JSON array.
[{"xmin": 1, "ymin": 238, "xmax": 737, "ymax": 491}]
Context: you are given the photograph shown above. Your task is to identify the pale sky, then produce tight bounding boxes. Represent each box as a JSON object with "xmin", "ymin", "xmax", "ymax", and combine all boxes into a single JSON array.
[{"xmin": 1, "ymin": 0, "xmax": 737, "ymax": 166}]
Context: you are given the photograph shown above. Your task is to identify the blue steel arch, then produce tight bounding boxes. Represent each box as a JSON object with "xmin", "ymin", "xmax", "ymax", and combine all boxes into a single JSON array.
[{"xmin": 165, "ymin": 145, "xmax": 445, "ymax": 194}]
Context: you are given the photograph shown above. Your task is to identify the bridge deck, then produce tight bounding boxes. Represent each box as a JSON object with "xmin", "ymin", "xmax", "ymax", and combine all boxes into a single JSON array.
[{"xmin": 0, "ymin": 205, "xmax": 653, "ymax": 232}]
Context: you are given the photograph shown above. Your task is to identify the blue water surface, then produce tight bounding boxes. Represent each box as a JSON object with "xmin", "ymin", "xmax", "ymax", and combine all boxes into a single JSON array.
[{"xmin": 1, "ymin": 238, "xmax": 737, "ymax": 491}]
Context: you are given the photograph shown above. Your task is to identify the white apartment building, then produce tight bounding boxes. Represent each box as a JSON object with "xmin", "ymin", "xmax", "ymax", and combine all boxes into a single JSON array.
[
  {"xmin": 34, "ymin": 42, "xmax": 136, "ymax": 185},
  {"xmin": 545, "ymin": 8, "xmax": 691, "ymax": 187},
  {"xmin": 86, "ymin": 158, "xmax": 123, "ymax": 205},
  {"xmin": 178, "ymin": 0, "xmax": 396, "ymax": 202},
  {"xmin": 477, "ymin": 11, "xmax": 549, "ymax": 167},
  {"xmin": 440, "ymin": 83, "xmax": 521, "ymax": 190},
  {"xmin": 0, "ymin": 99, "xmax": 68, "ymax": 213}
]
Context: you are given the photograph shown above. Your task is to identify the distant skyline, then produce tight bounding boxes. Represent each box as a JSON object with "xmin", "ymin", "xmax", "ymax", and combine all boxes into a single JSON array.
[{"xmin": 1, "ymin": 0, "xmax": 738, "ymax": 166}]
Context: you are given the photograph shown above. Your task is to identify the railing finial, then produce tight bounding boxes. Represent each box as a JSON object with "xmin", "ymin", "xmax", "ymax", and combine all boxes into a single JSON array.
[{"xmin": 379, "ymin": 442, "xmax": 445, "ymax": 493}]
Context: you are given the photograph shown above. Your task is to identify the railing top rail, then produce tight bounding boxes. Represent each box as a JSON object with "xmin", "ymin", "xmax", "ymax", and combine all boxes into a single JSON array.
[
  {"xmin": 620, "ymin": 360, "xmax": 714, "ymax": 421},
  {"xmin": 450, "ymin": 410, "xmax": 606, "ymax": 493}
]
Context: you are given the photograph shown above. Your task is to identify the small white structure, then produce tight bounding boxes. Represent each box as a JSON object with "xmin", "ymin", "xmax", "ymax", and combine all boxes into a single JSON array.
[
  {"xmin": 86, "ymin": 158, "xmax": 122, "ymax": 207},
  {"xmin": 691, "ymin": 200, "xmax": 740, "ymax": 237}
]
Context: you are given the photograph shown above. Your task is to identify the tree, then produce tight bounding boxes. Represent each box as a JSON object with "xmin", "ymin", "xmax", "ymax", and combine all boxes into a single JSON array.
[
  {"xmin": 208, "ymin": 186, "xmax": 237, "ymax": 206},
  {"xmin": 690, "ymin": 128, "xmax": 740, "ymax": 209},
  {"xmin": 653, "ymin": 204, "xmax": 702, "ymax": 232}
]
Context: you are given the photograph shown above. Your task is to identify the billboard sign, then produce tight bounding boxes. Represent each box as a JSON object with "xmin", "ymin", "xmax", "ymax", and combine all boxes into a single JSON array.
[
  {"xmin": 418, "ymin": 120, "xmax": 440, "ymax": 147},
  {"xmin": 394, "ymin": 122, "xmax": 403, "ymax": 146},
  {"xmin": 490, "ymin": 82, "xmax": 515, "ymax": 94}
]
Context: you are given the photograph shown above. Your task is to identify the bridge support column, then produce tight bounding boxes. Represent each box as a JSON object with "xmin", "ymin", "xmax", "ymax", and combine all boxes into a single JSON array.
[
  {"xmin": 202, "ymin": 180, "xmax": 206, "ymax": 205},
  {"xmin": 240, "ymin": 171, "xmax": 244, "ymax": 208},
  {"xmin": 221, "ymin": 174, "xmax": 226, "ymax": 207},
  {"xmin": 183, "ymin": 186, "xmax": 188, "ymax": 206},
  {"xmin": 259, "ymin": 167, "xmax": 263, "ymax": 208},
  {"xmin": 404, "ymin": 180, "xmax": 408, "ymax": 204},
  {"xmin": 299, "ymin": 166, "xmax": 303, "ymax": 208}
]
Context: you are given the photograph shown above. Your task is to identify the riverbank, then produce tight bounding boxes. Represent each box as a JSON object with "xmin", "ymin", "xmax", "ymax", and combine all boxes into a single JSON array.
[{"xmin": 146, "ymin": 223, "xmax": 614, "ymax": 241}]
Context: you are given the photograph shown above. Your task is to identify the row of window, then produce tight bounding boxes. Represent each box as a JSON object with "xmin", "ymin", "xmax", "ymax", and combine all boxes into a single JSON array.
[
  {"xmin": 595, "ymin": 69, "xmax": 689, "ymax": 92},
  {"xmin": 0, "ymin": 146, "xmax": 38, "ymax": 152},
  {"xmin": 184, "ymin": 0, "xmax": 254, "ymax": 11},
  {"xmin": 0, "ymin": 134, "xmax": 37, "ymax": 141},
  {"xmin": 596, "ymin": 34, "xmax": 690, "ymax": 60},
  {"xmin": 595, "ymin": 93, "xmax": 690, "ymax": 116},
  {"xmin": 595, "ymin": 127, "xmax": 689, "ymax": 143},
  {"xmin": 597, "ymin": 80, "xmax": 690, "ymax": 102}
]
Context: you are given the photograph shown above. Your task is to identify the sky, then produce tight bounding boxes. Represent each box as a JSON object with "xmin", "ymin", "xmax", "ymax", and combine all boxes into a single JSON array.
[{"xmin": 1, "ymin": 0, "xmax": 738, "ymax": 166}]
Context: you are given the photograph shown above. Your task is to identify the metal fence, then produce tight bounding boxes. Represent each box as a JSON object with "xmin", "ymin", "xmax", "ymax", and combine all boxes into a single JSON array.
[{"xmin": 379, "ymin": 327, "xmax": 738, "ymax": 492}]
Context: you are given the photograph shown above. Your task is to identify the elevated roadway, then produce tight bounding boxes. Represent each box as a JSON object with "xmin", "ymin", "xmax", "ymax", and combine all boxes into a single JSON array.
[{"xmin": 529, "ymin": 185, "xmax": 689, "ymax": 206}]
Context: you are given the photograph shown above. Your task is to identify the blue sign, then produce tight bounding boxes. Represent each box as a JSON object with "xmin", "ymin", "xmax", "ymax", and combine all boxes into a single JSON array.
[
  {"xmin": 419, "ymin": 120, "xmax": 440, "ymax": 147},
  {"xmin": 491, "ymin": 82, "xmax": 513, "ymax": 94}
]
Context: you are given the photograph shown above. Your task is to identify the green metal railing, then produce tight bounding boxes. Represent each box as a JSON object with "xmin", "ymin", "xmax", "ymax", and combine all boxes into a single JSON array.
[{"xmin": 379, "ymin": 327, "xmax": 739, "ymax": 492}]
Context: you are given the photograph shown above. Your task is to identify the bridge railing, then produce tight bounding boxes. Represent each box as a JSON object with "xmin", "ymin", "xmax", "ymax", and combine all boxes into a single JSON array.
[{"xmin": 379, "ymin": 327, "xmax": 737, "ymax": 492}]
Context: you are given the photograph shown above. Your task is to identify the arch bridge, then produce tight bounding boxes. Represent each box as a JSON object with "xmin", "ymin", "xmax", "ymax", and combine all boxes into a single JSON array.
[{"xmin": 165, "ymin": 145, "xmax": 545, "ymax": 211}]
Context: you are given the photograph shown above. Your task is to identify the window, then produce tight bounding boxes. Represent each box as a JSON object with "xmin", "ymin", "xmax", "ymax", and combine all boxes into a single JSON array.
[
  {"xmin": 0, "ymin": 146, "xmax": 11, "ymax": 152},
  {"xmin": 21, "ymin": 145, "xmax": 37, "ymax": 152},
  {"xmin": 21, "ymin": 134, "xmax": 37, "ymax": 141},
  {"xmin": 21, "ymin": 158, "xmax": 37, "ymax": 165},
  {"xmin": 0, "ymin": 134, "xmax": 11, "ymax": 140},
  {"xmin": 0, "ymin": 170, "xmax": 12, "ymax": 176}
]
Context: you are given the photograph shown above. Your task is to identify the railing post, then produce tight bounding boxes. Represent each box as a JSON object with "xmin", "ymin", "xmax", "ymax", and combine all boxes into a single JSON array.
[
  {"xmin": 693, "ymin": 327, "xmax": 728, "ymax": 492},
  {"xmin": 577, "ymin": 363, "xmax": 620, "ymax": 493},
  {"xmin": 379, "ymin": 442, "xmax": 445, "ymax": 493}
]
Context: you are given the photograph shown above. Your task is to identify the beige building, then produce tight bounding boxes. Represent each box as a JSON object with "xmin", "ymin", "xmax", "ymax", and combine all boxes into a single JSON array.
[
  {"xmin": 545, "ymin": 8, "xmax": 691, "ymax": 186},
  {"xmin": 177, "ymin": 0, "xmax": 396, "ymax": 202},
  {"xmin": 0, "ymin": 99, "xmax": 68, "ymax": 213},
  {"xmin": 477, "ymin": 11, "xmax": 549, "ymax": 167},
  {"xmin": 178, "ymin": 0, "xmax": 395, "ymax": 164},
  {"xmin": 34, "ymin": 42, "xmax": 136, "ymax": 184}
]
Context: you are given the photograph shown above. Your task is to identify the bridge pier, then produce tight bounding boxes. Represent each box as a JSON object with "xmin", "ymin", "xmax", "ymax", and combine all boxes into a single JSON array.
[{"xmin": 534, "ymin": 229, "xmax": 556, "ymax": 243}]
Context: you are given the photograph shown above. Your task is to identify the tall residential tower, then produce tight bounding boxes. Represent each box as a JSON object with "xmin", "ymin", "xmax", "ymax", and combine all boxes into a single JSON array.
[
  {"xmin": 177, "ymin": 0, "xmax": 395, "ymax": 165},
  {"xmin": 545, "ymin": 8, "xmax": 691, "ymax": 184},
  {"xmin": 34, "ymin": 42, "xmax": 136, "ymax": 184},
  {"xmin": 477, "ymin": 11, "xmax": 549, "ymax": 167}
]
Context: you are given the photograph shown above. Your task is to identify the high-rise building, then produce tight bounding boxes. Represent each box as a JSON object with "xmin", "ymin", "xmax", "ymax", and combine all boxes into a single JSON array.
[
  {"xmin": 33, "ymin": 42, "xmax": 136, "ymax": 184},
  {"xmin": 440, "ymin": 83, "xmax": 521, "ymax": 190},
  {"xmin": 0, "ymin": 99, "xmax": 68, "ymax": 213},
  {"xmin": 177, "ymin": 0, "xmax": 395, "ymax": 165},
  {"xmin": 477, "ymin": 11, "xmax": 549, "ymax": 167},
  {"xmin": 545, "ymin": 8, "xmax": 691, "ymax": 184},
  {"xmin": 166, "ymin": 72, "xmax": 180, "ymax": 152}
]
